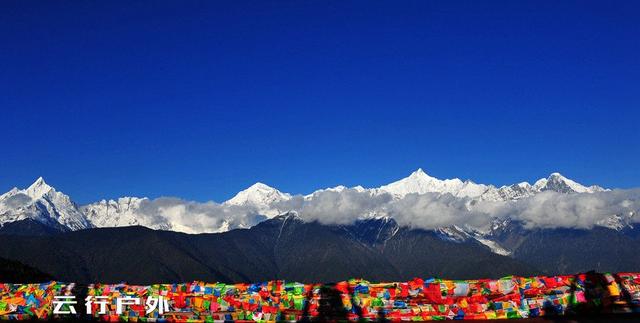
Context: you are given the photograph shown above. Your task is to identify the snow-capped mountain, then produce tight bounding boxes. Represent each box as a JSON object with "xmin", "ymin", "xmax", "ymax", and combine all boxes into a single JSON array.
[
  {"xmin": 0, "ymin": 170, "xmax": 625, "ymax": 239},
  {"xmin": 223, "ymin": 182, "xmax": 292, "ymax": 217},
  {"xmin": 81, "ymin": 197, "xmax": 153, "ymax": 228},
  {"xmin": 532, "ymin": 172, "xmax": 607, "ymax": 194},
  {"xmin": 372, "ymin": 169, "xmax": 606, "ymax": 202},
  {"xmin": 479, "ymin": 172, "xmax": 606, "ymax": 201},
  {"xmin": 377, "ymin": 168, "xmax": 492, "ymax": 199},
  {"xmin": 0, "ymin": 177, "xmax": 91, "ymax": 230},
  {"xmin": 485, "ymin": 182, "xmax": 536, "ymax": 201},
  {"xmin": 78, "ymin": 182, "xmax": 292, "ymax": 234},
  {"xmin": 596, "ymin": 212, "xmax": 636, "ymax": 231},
  {"xmin": 303, "ymin": 185, "xmax": 367, "ymax": 200}
]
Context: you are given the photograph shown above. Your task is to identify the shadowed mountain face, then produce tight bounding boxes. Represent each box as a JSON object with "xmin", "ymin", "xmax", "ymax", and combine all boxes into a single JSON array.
[
  {"xmin": 2, "ymin": 215, "xmax": 639, "ymax": 284},
  {"xmin": 0, "ymin": 216, "xmax": 535, "ymax": 284},
  {"xmin": 0, "ymin": 257, "xmax": 53, "ymax": 283},
  {"xmin": 0, "ymin": 218, "xmax": 69, "ymax": 236},
  {"xmin": 489, "ymin": 220, "xmax": 640, "ymax": 275}
]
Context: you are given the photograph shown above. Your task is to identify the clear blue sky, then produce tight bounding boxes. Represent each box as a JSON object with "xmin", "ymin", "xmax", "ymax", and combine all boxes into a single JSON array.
[{"xmin": 1, "ymin": 1, "xmax": 638, "ymax": 204}]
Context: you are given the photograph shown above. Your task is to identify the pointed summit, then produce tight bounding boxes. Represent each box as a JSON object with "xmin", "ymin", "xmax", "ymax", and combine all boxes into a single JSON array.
[
  {"xmin": 224, "ymin": 182, "xmax": 292, "ymax": 217},
  {"xmin": 30, "ymin": 176, "xmax": 46, "ymax": 187},
  {"xmin": 533, "ymin": 172, "xmax": 606, "ymax": 194},
  {"xmin": 0, "ymin": 177, "xmax": 92, "ymax": 231},
  {"xmin": 408, "ymin": 168, "xmax": 433, "ymax": 179},
  {"xmin": 25, "ymin": 177, "xmax": 54, "ymax": 199},
  {"xmin": 230, "ymin": 182, "xmax": 286, "ymax": 200},
  {"xmin": 246, "ymin": 182, "xmax": 276, "ymax": 191},
  {"xmin": 379, "ymin": 168, "xmax": 475, "ymax": 198}
]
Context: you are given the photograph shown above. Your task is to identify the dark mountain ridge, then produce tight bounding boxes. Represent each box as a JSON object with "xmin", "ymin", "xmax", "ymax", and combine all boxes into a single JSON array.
[
  {"xmin": 0, "ymin": 215, "xmax": 534, "ymax": 284},
  {"xmin": 490, "ymin": 220, "xmax": 640, "ymax": 274},
  {"xmin": 0, "ymin": 257, "xmax": 53, "ymax": 283},
  {"xmin": 1, "ymin": 215, "xmax": 639, "ymax": 285}
]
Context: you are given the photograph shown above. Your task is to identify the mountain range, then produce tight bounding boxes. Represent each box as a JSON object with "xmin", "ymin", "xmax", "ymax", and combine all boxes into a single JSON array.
[
  {"xmin": 1, "ymin": 212, "xmax": 639, "ymax": 284},
  {"xmin": 0, "ymin": 169, "xmax": 638, "ymax": 283},
  {"xmin": 0, "ymin": 169, "xmax": 614, "ymax": 234},
  {"xmin": 0, "ymin": 170, "xmax": 635, "ymax": 252},
  {"xmin": 0, "ymin": 215, "xmax": 540, "ymax": 284}
]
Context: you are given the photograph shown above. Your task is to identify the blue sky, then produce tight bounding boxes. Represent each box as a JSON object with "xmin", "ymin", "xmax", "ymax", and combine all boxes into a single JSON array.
[{"xmin": 1, "ymin": 1, "xmax": 638, "ymax": 204}]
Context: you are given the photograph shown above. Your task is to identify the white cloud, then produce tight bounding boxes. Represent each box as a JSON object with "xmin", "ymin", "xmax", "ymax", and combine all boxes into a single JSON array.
[
  {"xmin": 131, "ymin": 197, "xmax": 268, "ymax": 234},
  {"xmin": 293, "ymin": 188, "xmax": 640, "ymax": 230},
  {"xmin": 489, "ymin": 189, "xmax": 640, "ymax": 229},
  {"xmin": 388, "ymin": 193, "xmax": 491, "ymax": 229},
  {"xmin": 296, "ymin": 189, "xmax": 393, "ymax": 225},
  {"xmin": 97, "ymin": 188, "xmax": 640, "ymax": 233}
]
